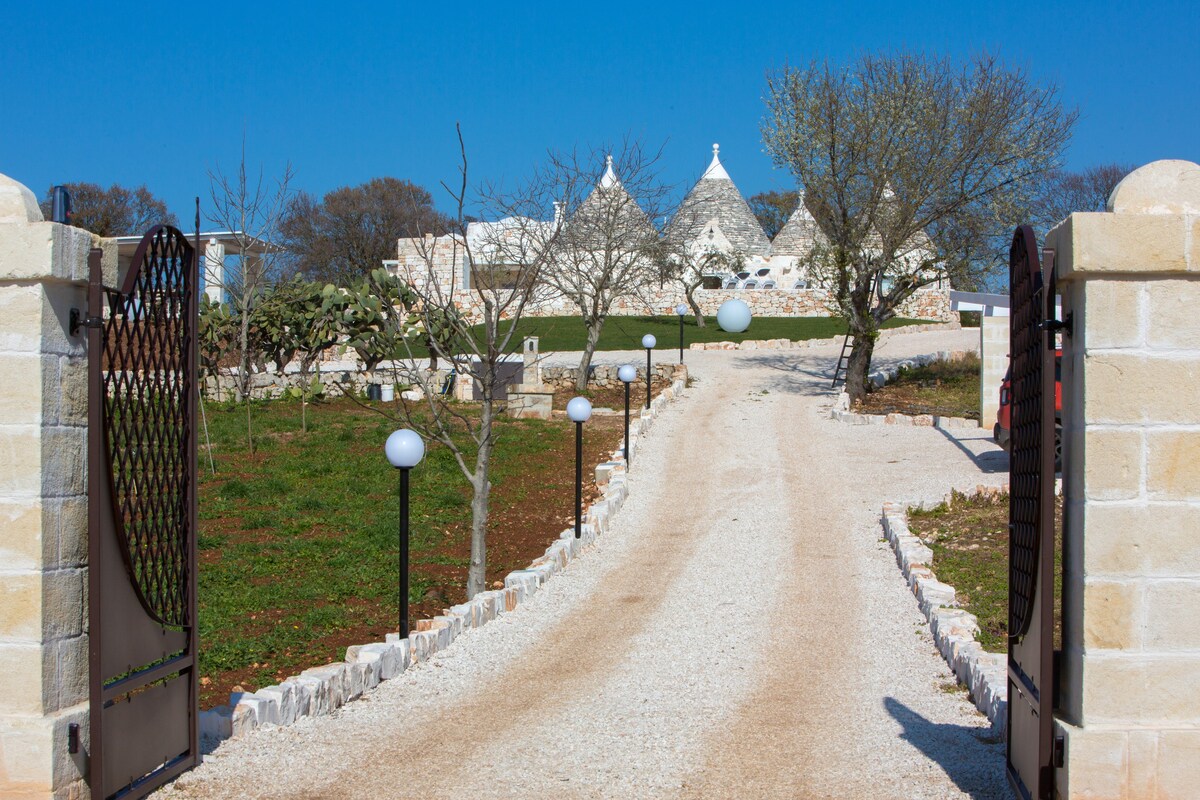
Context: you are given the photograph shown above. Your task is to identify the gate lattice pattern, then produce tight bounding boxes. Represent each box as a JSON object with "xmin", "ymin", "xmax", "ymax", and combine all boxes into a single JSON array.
[
  {"xmin": 101, "ymin": 227, "xmax": 195, "ymax": 627},
  {"xmin": 1007, "ymin": 230, "xmax": 1045, "ymax": 642}
]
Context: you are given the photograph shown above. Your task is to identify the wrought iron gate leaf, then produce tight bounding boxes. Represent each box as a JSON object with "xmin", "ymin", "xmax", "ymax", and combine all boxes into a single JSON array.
[{"xmin": 89, "ymin": 224, "xmax": 199, "ymax": 799}]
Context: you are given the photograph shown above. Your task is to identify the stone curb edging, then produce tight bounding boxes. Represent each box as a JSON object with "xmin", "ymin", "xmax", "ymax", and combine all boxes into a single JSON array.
[
  {"xmin": 881, "ymin": 485, "xmax": 1009, "ymax": 735},
  {"xmin": 197, "ymin": 367, "xmax": 690, "ymax": 744},
  {"xmin": 830, "ymin": 349, "xmax": 978, "ymax": 429},
  {"xmin": 689, "ymin": 321, "xmax": 960, "ymax": 352}
]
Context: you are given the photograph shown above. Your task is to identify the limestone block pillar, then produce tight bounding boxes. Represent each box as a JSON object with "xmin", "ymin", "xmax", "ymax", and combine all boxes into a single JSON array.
[
  {"xmin": 203, "ymin": 238, "xmax": 224, "ymax": 303},
  {"xmin": 1048, "ymin": 160, "xmax": 1200, "ymax": 799},
  {"xmin": 979, "ymin": 315, "xmax": 1007, "ymax": 429},
  {"xmin": 0, "ymin": 174, "xmax": 93, "ymax": 798}
]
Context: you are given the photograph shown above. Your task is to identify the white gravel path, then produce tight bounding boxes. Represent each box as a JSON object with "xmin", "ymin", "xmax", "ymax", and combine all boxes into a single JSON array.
[{"xmin": 158, "ymin": 328, "xmax": 1008, "ymax": 799}]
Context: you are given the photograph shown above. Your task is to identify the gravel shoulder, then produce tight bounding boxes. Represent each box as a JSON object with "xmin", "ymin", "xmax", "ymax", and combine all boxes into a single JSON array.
[{"xmin": 158, "ymin": 328, "xmax": 1008, "ymax": 800}]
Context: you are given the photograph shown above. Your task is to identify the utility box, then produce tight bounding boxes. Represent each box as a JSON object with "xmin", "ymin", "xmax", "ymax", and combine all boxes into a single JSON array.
[{"xmin": 470, "ymin": 358, "xmax": 524, "ymax": 401}]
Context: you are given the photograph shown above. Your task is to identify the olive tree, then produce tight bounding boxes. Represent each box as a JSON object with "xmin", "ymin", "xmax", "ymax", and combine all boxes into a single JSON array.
[{"xmin": 763, "ymin": 52, "xmax": 1076, "ymax": 402}]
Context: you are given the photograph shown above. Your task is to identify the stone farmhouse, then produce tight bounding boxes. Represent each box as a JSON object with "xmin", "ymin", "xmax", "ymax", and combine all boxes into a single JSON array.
[{"xmin": 389, "ymin": 145, "xmax": 951, "ymax": 321}]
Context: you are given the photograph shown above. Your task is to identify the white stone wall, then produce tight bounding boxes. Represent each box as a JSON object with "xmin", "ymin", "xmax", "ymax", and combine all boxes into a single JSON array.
[
  {"xmin": 979, "ymin": 316, "xmax": 1007, "ymax": 429},
  {"xmin": 0, "ymin": 174, "xmax": 92, "ymax": 799}
]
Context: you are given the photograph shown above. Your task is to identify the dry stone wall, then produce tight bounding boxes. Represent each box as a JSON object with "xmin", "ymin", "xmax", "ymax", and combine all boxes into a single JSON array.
[{"xmin": 450, "ymin": 286, "xmax": 954, "ymax": 324}]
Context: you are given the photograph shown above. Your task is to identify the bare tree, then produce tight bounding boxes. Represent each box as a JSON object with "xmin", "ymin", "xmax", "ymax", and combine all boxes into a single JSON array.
[
  {"xmin": 763, "ymin": 51, "xmax": 1076, "ymax": 402},
  {"xmin": 1034, "ymin": 163, "xmax": 1134, "ymax": 235},
  {"xmin": 512, "ymin": 142, "xmax": 675, "ymax": 391},
  {"xmin": 206, "ymin": 143, "xmax": 294, "ymax": 451},
  {"xmin": 381, "ymin": 126, "xmax": 557, "ymax": 600},
  {"xmin": 748, "ymin": 189, "xmax": 800, "ymax": 240}
]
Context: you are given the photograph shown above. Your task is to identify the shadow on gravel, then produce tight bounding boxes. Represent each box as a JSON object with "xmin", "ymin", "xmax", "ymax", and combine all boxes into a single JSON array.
[
  {"xmin": 729, "ymin": 353, "xmax": 838, "ymax": 397},
  {"xmin": 884, "ymin": 697, "xmax": 1006, "ymax": 799},
  {"xmin": 934, "ymin": 426, "xmax": 1010, "ymax": 474}
]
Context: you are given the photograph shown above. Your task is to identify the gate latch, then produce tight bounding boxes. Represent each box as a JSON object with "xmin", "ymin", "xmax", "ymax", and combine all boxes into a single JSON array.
[
  {"xmin": 1052, "ymin": 734, "xmax": 1065, "ymax": 768},
  {"xmin": 69, "ymin": 308, "xmax": 103, "ymax": 337},
  {"xmin": 1041, "ymin": 313, "xmax": 1073, "ymax": 337}
]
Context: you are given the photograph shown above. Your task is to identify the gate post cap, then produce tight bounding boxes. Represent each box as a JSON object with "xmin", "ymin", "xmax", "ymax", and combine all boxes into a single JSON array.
[
  {"xmin": 1108, "ymin": 160, "xmax": 1200, "ymax": 215},
  {"xmin": 0, "ymin": 173, "xmax": 43, "ymax": 223}
]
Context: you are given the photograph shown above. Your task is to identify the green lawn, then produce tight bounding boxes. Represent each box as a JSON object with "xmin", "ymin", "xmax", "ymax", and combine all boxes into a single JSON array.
[
  {"xmin": 195, "ymin": 396, "xmax": 618, "ymax": 707},
  {"xmin": 858, "ymin": 353, "xmax": 982, "ymax": 420},
  {"xmin": 478, "ymin": 315, "xmax": 924, "ymax": 353},
  {"xmin": 907, "ymin": 490, "xmax": 1062, "ymax": 652}
]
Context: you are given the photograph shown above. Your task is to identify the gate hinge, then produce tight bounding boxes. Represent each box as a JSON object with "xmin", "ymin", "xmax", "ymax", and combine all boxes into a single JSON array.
[
  {"xmin": 69, "ymin": 308, "xmax": 103, "ymax": 337},
  {"xmin": 67, "ymin": 722, "xmax": 79, "ymax": 754},
  {"xmin": 1052, "ymin": 734, "xmax": 1065, "ymax": 768},
  {"xmin": 1041, "ymin": 312, "xmax": 1073, "ymax": 338}
]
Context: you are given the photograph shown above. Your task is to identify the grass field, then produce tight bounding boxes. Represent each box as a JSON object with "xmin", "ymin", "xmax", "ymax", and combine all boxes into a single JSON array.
[
  {"xmin": 907, "ymin": 490, "xmax": 1062, "ymax": 652},
  {"xmin": 857, "ymin": 353, "xmax": 982, "ymax": 420},
  {"xmin": 470, "ymin": 314, "xmax": 925, "ymax": 353},
  {"xmin": 196, "ymin": 395, "xmax": 622, "ymax": 707}
]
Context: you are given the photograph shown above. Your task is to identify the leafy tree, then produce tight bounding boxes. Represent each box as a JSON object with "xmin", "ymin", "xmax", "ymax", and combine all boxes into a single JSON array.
[
  {"xmin": 39, "ymin": 182, "xmax": 176, "ymax": 235},
  {"xmin": 763, "ymin": 51, "xmax": 1075, "ymax": 402},
  {"xmin": 281, "ymin": 177, "xmax": 454, "ymax": 283},
  {"xmin": 748, "ymin": 190, "xmax": 799, "ymax": 240}
]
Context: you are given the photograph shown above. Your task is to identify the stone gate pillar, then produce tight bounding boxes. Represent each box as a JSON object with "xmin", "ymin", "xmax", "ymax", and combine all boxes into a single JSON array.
[
  {"xmin": 0, "ymin": 174, "xmax": 94, "ymax": 798},
  {"xmin": 1048, "ymin": 160, "xmax": 1200, "ymax": 799}
]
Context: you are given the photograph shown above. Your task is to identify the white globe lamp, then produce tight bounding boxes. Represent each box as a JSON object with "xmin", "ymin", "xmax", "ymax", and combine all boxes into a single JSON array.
[{"xmin": 716, "ymin": 298, "xmax": 752, "ymax": 333}]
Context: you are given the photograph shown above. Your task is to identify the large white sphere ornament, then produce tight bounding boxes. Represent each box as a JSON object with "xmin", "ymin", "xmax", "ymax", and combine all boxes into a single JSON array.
[
  {"xmin": 641, "ymin": 334, "xmax": 657, "ymax": 349},
  {"xmin": 617, "ymin": 364, "xmax": 637, "ymax": 383},
  {"xmin": 716, "ymin": 298, "xmax": 752, "ymax": 333},
  {"xmin": 566, "ymin": 396, "xmax": 593, "ymax": 423},
  {"xmin": 385, "ymin": 429, "xmax": 425, "ymax": 468}
]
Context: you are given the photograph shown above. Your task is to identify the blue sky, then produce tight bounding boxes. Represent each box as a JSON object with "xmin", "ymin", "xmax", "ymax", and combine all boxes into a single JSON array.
[{"xmin": 1, "ymin": 1, "xmax": 1197, "ymax": 225}]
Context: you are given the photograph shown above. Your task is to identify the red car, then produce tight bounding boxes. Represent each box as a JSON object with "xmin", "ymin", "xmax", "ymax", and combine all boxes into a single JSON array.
[{"xmin": 994, "ymin": 351, "xmax": 1063, "ymax": 469}]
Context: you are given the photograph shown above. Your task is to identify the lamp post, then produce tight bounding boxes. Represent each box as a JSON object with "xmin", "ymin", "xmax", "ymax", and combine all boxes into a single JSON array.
[
  {"xmin": 641, "ymin": 334, "xmax": 656, "ymax": 409},
  {"xmin": 566, "ymin": 397, "xmax": 592, "ymax": 538},
  {"xmin": 675, "ymin": 303, "xmax": 688, "ymax": 363},
  {"xmin": 385, "ymin": 429, "xmax": 425, "ymax": 637},
  {"xmin": 618, "ymin": 364, "xmax": 636, "ymax": 469}
]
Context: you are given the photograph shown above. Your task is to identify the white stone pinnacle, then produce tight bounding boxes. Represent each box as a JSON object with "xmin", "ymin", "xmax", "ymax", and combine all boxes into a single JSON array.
[{"xmin": 702, "ymin": 143, "xmax": 731, "ymax": 181}]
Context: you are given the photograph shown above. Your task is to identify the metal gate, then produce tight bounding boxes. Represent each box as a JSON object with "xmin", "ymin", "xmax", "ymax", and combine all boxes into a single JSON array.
[
  {"xmin": 87, "ymin": 226, "xmax": 199, "ymax": 798},
  {"xmin": 1005, "ymin": 225, "xmax": 1058, "ymax": 799}
]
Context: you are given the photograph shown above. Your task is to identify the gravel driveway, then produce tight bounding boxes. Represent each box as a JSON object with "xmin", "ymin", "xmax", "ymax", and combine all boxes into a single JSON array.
[{"xmin": 158, "ymin": 328, "xmax": 1009, "ymax": 799}]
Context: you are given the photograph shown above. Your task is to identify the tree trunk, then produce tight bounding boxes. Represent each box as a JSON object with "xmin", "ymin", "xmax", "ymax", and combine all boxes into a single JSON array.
[
  {"xmin": 238, "ymin": 301, "xmax": 254, "ymax": 453},
  {"xmin": 685, "ymin": 283, "xmax": 705, "ymax": 328},
  {"xmin": 844, "ymin": 330, "xmax": 877, "ymax": 405},
  {"xmin": 466, "ymin": 397, "xmax": 495, "ymax": 599},
  {"xmin": 575, "ymin": 319, "xmax": 604, "ymax": 393}
]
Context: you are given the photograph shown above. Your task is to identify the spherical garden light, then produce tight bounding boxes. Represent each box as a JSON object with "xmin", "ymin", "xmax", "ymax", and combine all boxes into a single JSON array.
[
  {"xmin": 566, "ymin": 397, "xmax": 593, "ymax": 539},
  {"xmin": 641, "ymin": 334, "xmax": 656, "ymax": 410},
  {"xmin": 675, "ymin": 303, "xmax": 688, "ymax": 363},
  {"xmin": 716, "ymin": 298, "xmax": 752, "ymax": 333},
  {"xmin": 617, "ymin": 364, "xmax": 637, "ymax": 469},
  {"xmin": 385, "ymin": 429, "xmax": 425, "ymax": 637}
]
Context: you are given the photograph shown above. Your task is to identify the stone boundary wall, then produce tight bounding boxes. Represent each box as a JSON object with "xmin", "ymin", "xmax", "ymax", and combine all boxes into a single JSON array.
[
  {"xmin": 451, "ymin": 285, "xmax": 955, "ymax": 324},
  {"xmin": 830, "ymin": 349, "xmax": 978, "ymax": 429},
  {"xmin": 205, "ymin": 322, "xmax": 959, "ymax": 401},
  {"xmin": 882, "ymin": 486, "xmax": 1012, "ymax": 734},
  {"xmin": 539, "ymin": 363, "xmax": 680, "ymax": 391},
  {"xmin": 195, "ymin": 368, "xmax": 690, "ymax": 743},
  {"xmin": 689, "ymin": 321, "xmax": 961, "ymax": 352}
]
